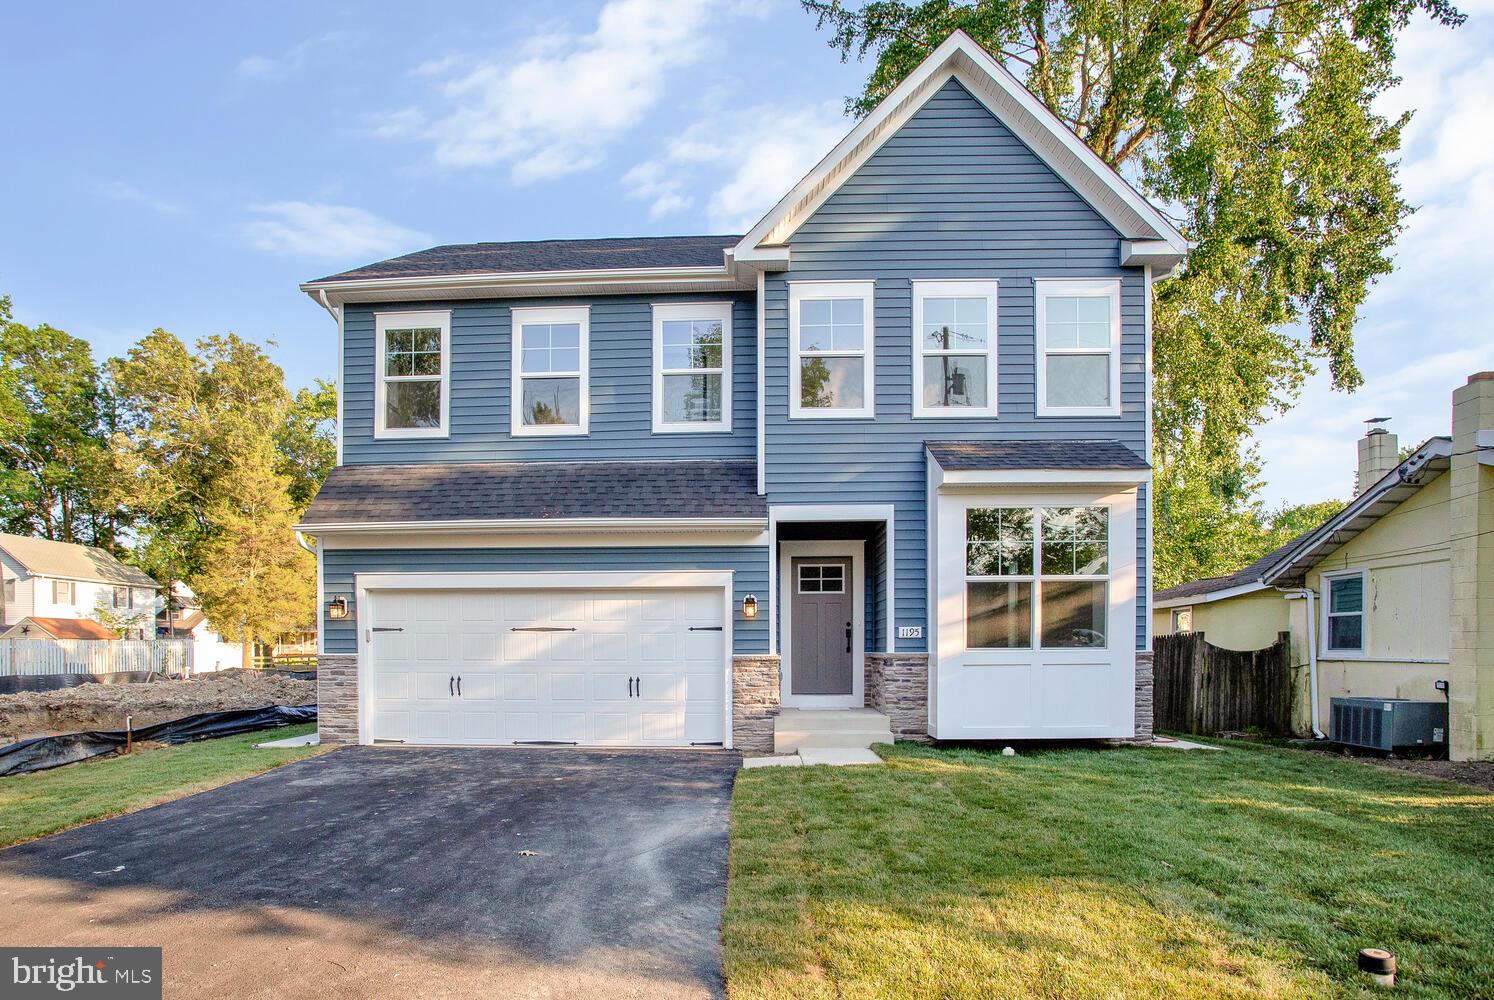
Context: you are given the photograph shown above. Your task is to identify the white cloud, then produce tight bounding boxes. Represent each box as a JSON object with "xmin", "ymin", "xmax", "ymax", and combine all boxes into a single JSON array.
[
  {"xmin": 373, "ymin": 0, "xmax": 723, "ymax": 183},
  {"xmin": 624, "ymin": 100, "xmax": 849, "ymax": 232},
  {"xmin": 97, "ymin": 181, "xmax": 186, "ymax": 216},
  {"xmin": 242, "ymin": 202, "xmax": 432, "ymax": 261},
  {"xmin": 1251, "ymin": 7, "xmax": 1494, "ymax": 507},
  {"xmin": 236, "ymin": 31, "xmax": 354, "ymax": 81}
]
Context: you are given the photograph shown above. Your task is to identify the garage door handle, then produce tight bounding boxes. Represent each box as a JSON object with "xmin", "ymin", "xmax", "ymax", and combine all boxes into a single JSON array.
[
  {"xmin": 511, "ymin": 626, "xmax": 577, "ymax": 632},
  {"xmin": 449, "ymin": 675, "xmax": 454, "ymax": 697},
  {"xmin": 456, "ymin": 676, "xmax": 462, "ymax": 697},
  {"xmin": 689, "ymin": 626, "xmax": 722, "ymax": 631},
  {"xmin": 372, "ymin": 627, "xmax": 403, "ymax": 632}
]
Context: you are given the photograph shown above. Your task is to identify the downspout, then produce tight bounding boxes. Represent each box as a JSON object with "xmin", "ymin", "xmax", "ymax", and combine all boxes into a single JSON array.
[
  {"xmin": 1279, "ymin": 587, "xmax": 1325, "ymax": 739},
  {"xmin": 295, "ymin": 531, "xmax": 317, "ymax": 554}
]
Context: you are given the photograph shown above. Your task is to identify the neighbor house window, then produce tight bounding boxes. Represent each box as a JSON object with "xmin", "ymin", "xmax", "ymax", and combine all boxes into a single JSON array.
[
  {"xmin": 1171, "ymin": 607, "xmax": 1194, "ymax": 633},
  {"xmin": 1323, "ymin": 569, "xmax": 1366, "ymax": 655},
  {"xmin": 511, "ymin": 306, "xmax": 589, "ymax": 435},
  {"xmin": 652, "ymin": 302, "xmax": 731, "ymax": 433},
  {"xmin": 111, "ymin": 586, "xmax": 133, "ymax": 609},
  {"xmin": 374, "ymin": 310, "xmax": 450, "ymax": 438},
  {"xmin": 1036, "ymin": 279, "xmax": 1122, "ymax": 417},
  {"xmin": 965, "ymin": 505, "xmax": 1110, "ymax": 649},
  {"xmin": 2, "ymin": 579, "xmax": 13, "ymax": 602},
  {"xmin": 912, "ymin": 280, "xmax": 998, "ymax": 417},
  {"xmin": 789, "ymin": 281, "xmax": 875, "ymax": 418},
  {"xmin": 52, "ymin": 580, "xmax": 75, "ymax": 604}
]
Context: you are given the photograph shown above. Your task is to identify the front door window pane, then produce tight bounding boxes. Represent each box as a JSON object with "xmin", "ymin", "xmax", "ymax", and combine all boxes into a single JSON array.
[
  {"xmin": 967, "ymin": 582, "xmax": 1033, "ymax": 648},
  {"xmin": 1041, "ymin": 581, "xmax": 1107, "ymax": 647}
]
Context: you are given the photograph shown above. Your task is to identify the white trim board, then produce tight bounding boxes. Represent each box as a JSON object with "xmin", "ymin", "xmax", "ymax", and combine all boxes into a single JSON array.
[
  {"xmin": 732, "ymin": 31, "xmax": 1185, "ymax": 271},
  {"xmin": 779, "ymin": 541, "xmax": 865, "ymax": 710}
]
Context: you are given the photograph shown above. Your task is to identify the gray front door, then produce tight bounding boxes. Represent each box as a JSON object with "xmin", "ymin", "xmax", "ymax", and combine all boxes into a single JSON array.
[{"xmin": 790, "ymin": 557, "xmax": 853, "ymax": 695}]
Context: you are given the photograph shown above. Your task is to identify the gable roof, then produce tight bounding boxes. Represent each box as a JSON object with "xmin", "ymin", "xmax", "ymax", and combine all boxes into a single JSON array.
[
  {"xmin": 927, "ymin": 440, "xmax": 1148, "ymax": 472},
  {"xmin": 1, "ymin": 617, "xmax": 117, "ymax": 640},
  {"xmin": 309, "ymin": 235, "xmax": 739, "ymax": 285},
  {"xmin": 732, "ymin": 30, "xmax": 1187, "ymax": 272},
  {"xmin": 297, "ymin": 460, "xmax": 767, "ymax": 530},
  {"xmin": 1154, "ymin": 436, "xmax": 1454, "ymax": 606},
  {"xmin": 0, "ymin": 534, "xmax": 158, "ymax": 588}
]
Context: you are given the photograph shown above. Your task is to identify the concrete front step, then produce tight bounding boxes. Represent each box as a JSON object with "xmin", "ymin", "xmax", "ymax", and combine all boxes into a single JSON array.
[{"xmin": 773, "ymin": 708, "xmax": 893, "ymax": 753}]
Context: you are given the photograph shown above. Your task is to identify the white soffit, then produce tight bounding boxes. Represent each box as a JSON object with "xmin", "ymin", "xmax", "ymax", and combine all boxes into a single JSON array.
[{"xmin": 732, "ymin": 30, "xmax": 1187, "ymax": 269}]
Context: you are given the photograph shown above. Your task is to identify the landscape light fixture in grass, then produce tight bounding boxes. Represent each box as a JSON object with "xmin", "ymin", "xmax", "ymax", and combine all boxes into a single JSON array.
[
  {"xmin": 327, "ymin": 597, "xmax": 347, "ymax": 620},
  {"xmin": 742, "ymin": 595, "xmax": 758, "ymax": 620}
]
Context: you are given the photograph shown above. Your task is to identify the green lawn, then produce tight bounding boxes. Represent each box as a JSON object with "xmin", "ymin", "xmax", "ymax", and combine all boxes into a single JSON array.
[
  {"xmin": 0, "ymin": 724, "xmax": 324, "ymax": 849},
  {"xmin": 726, "ymin": 741, "xmax": 1494, "ymax": 1000}
]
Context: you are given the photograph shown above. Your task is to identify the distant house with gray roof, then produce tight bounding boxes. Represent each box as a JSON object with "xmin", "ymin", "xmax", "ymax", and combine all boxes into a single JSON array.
[{"xmin": 0, "ymin": 533, "xmax": 160, "ymax": 639}]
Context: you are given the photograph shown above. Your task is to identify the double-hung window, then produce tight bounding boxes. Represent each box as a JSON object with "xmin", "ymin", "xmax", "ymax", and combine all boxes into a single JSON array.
[
  {"xmin": 1035, "ymin": 279, "xmax": 1122, "ymax": 417},
  {"xmin": 1323, "ymin": 569, "xmax": 1366, "ymax": 655},
  {"xmin": 965, "ymin": 505, "xmax": 1110, "ymax": 649},
  {"xmin": 912, "ymin": 280, "xmax": 998, "ymax": 417},
  {"xmin": 375, "ymin": 311, "xmax": 450, "ymax": 438},
  {"xmin": 789, "ymin": 281, "xmax": 874, "ymax": 418},
  {"xmin": 52, "ymin": 580, "xmax": 75, "ymax": 605},
  {"xmin": 511, "ymin": 306, "xmax": 589, "ymax": 436},
  {"xmin": 652, "ymin": 302, "xmax": 731, "ymax": 433},
  {"xmin": 111, "ymin": 586, "xmax": 133, "ymax": 610}
]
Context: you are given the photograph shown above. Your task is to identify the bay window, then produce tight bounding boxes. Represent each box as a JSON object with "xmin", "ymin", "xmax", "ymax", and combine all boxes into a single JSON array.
[
  {"xmin": 511, "ymin": 306, "xmax": 589, "ymax": 435},
  {"xmin": 912, "ymin": 280, "xmax": 998, "ymax": 417},
  {"xmin": 965, "ymin": 505, "xmax": 1110, "ymax": 649},
  {"xmin": 789, "ymin": 281, "xmax": 875, "ymax": 418},
  {"xmin": 1036, "ymin": 279, "xmax": 1122, "ymax": 417},
  {"xmin": 375, "ymin": 311, "xmax": 450, "ymax": 438},
  {"xmin": 652, "ymin": 302, "xmax": 731, "ymax": 432}
]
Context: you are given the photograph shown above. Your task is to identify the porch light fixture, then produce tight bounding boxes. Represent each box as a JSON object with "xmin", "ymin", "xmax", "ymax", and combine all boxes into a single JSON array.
[
  {"xmin": 742, "ymin": 595, "xmax": 758, "ymax": 620},
  {"xmin": 327, "ymin": 597, "xmax": 348, "ymax": 621}
]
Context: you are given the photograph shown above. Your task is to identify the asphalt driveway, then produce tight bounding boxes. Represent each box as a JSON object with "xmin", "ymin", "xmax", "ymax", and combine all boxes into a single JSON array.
[{"xmin": 0, "ymin": 746, "xmax": 740, "ymax": 999}]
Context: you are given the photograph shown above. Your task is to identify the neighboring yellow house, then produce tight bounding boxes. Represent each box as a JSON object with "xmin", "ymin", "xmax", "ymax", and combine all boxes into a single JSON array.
[{"xmin": 1154, "ymin": 373, "xmax": 1494, "ymax": 761}]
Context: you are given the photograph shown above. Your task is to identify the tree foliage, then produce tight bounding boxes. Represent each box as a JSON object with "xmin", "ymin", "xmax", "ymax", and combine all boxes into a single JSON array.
[{"xmin": 803, "ymin": 0, "xmax": 1462, "ymax": 583}]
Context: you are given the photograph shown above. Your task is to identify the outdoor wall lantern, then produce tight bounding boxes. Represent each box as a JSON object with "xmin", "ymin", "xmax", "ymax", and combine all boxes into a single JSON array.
[
  {"xmin": 742, "ymin": 595, "xmax": 758, "ymax": 620},
  {"xmin": 327, "ymin": 597, "xmax": 348, "ymax": 621}
]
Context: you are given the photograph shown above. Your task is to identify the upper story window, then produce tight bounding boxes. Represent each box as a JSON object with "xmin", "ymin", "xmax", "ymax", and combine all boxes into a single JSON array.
[
  {"xmin": 652, "ymin": 302, "xmax": 732, "ymax": 433},
  {"xmin": 912, "ymin": 280, "xmax": 998, "ymax": 418},
  {"xmin": 1035, "ymin": 279, "xmax": 1122, "ymax": 417},
  {"xmin": 789, "ymin": 281, "xmax": 875, "ymax": 419},
  {"xmin": 2, "ymin": 578, "xmax": 14, "ymax": 603},
  {"xmin": 52, "ymin": 580, "xmax": 75, "ymax": 605},
  {"xmin": 375, "ymin": 311, "xmax": 450, "ymax": 439},
  {"xmin": 1323, "ymin": 569, "xmax": 1366, "ymax": 655},
  {"xmin": 111, "ymin": 586, "xmax": 134, "ymax": 610},
  {"xmin": 511, "ymin": 306, "xmax": 589, "ymax": 436}
]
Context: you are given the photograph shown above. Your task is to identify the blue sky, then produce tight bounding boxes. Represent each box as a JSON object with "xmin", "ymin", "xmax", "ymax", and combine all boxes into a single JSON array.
[{"xmin": 2, "ymin": 0, "xmax": 1490, "ymax": 508}]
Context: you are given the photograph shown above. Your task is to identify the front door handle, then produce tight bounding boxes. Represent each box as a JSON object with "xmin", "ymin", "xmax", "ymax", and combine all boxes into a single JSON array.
[{"xmin": 846, "ymin": 622, "xmax": 852, "ymax": 653}]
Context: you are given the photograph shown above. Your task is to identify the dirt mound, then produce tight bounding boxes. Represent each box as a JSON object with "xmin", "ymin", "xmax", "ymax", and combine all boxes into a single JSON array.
[{"xmin": 0, "ymin": 670, "xmax": 316, "ymax": 743}]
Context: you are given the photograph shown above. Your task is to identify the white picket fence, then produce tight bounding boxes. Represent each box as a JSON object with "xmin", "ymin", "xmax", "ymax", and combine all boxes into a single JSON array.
[{"xmin": 0, "ymin": 639, "xmax": 194, "ymax": 677}]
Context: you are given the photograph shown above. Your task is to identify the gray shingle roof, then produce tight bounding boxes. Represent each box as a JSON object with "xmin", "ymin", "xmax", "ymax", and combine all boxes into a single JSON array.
[
  {"xmin": 926, "ymin": 440, "xmax": 1148, "ymax": 471},
  {"xmin": 299, "ymin": 460, "xmax": 765, "ymax": 526},
  {"xmin": 0, "ymin": 533, "xmax": 158, "ymax": 588},
  {"xmin": 1153, "ymin": 532, "xmax": 1314, "ymax": 602},
  {"xmin": 310, "ymin": 235, "xmax": 740, "ymax": 284}
]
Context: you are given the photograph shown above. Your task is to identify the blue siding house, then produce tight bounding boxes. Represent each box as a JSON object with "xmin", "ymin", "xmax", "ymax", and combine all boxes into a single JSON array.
[{"xmin": 297, "ymin": 32, "xmax": 1186, "ymax": 753}]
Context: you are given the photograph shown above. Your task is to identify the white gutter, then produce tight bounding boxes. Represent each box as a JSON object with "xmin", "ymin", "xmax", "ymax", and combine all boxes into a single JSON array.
[
  {"xmin": 1280, "ymin": 588, "xmax": 1326, "ymax": 739},
  {"xmin": 294, "ymin": 530, "xmax": 318, "ymax": 554}
]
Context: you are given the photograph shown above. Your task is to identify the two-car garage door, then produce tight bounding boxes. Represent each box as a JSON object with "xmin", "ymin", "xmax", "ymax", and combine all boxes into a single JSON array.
[{"xmin": 364, "ymin": 588, "xmax": 726, "ymax": 747}]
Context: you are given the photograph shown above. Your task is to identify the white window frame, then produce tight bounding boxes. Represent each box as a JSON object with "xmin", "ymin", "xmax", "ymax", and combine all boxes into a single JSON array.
[
  {"xmin": 52, "ymin": 580, "xmax": 74, "ymax": 605},
  {"xmin": 1171, "ymin": 607, "xmax": 1194, "ymax": 633},
  {"xmin": 788, "ymin": 280, "xmax": 875, "ymax": 420},
  {"xmin": 510, "ymin": 305, "xmax": 590, "ymax": 437},
  {"xmin": 373, "ymin": 310, "xmax": 451, "ymax": 440},
  {"xmin": 1035, "ymin": 278, "xmax": 1123, "ymax": 418},
  {"xmin": 651, "ymin": 301, "xmax": 733, "ymax": 434},
  {"xmin": 912, "ymin": 280, "xmax": 999, "ymax": 418},
  {"xmin": 111, "ymin": 585, "xmax": 133, "ymax": 610},
  {"xmin": 1321, "ymin": 568, "xmax": 1368, "ymax": 658}
]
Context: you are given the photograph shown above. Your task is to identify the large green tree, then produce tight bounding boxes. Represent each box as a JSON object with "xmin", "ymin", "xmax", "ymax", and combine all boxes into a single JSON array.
[
  {"xmin": 803, "ymin": 0, "xmax": 1462, "ymax": 583},
  {"xmin": 0, "ymin": 302, "xmax": 120, "ymax": 546}
]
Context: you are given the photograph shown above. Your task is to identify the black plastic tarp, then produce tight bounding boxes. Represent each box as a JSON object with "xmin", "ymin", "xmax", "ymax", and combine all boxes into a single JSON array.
[{"xmin": 0, "ymin": 704, "xmax": 317, "ymax": 778}]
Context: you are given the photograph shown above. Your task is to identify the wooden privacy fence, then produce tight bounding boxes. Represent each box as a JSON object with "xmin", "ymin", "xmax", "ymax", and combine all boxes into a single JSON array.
[
  {"xmin": 1153, "ymin": 631, "xmax": 1292, "ymax": 735},
  {"xmin": 0, "ymin": 639, "xmax": 193, "ymax": 677}
]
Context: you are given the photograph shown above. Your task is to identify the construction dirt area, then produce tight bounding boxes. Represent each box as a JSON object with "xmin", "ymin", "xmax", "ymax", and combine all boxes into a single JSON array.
[{"xmin": 0, "ymin": 671, "xmax": 316, "ymax": 744}]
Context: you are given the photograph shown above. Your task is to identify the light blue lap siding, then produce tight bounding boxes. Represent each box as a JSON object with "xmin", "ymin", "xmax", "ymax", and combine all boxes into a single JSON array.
[
  {"xmin": 341, "ymin": 293, "xmax": 756, "ymax": 464},
  {"xmin": 764, "ymin": 79, "xmax": 1150, "ymax": 651},
  {"xmin": 321, "ymin": 546, "xmax": 770, "ymax": 655}
]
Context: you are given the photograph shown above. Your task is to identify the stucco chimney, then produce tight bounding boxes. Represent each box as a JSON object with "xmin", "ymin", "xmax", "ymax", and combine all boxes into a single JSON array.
[
  {"xmin": 1449, "ymin": 372, "xmax": 1494, "ymax": 761},
  {"xmin": 1356, "ymin": 425, "xmax": 1398, "ymax": 495}
]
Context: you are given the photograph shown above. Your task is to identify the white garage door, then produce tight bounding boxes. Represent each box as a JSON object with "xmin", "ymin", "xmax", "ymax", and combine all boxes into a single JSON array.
[{"xmin": 364, "ymin": 588, "xmax": 726, "ymax": 747}]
